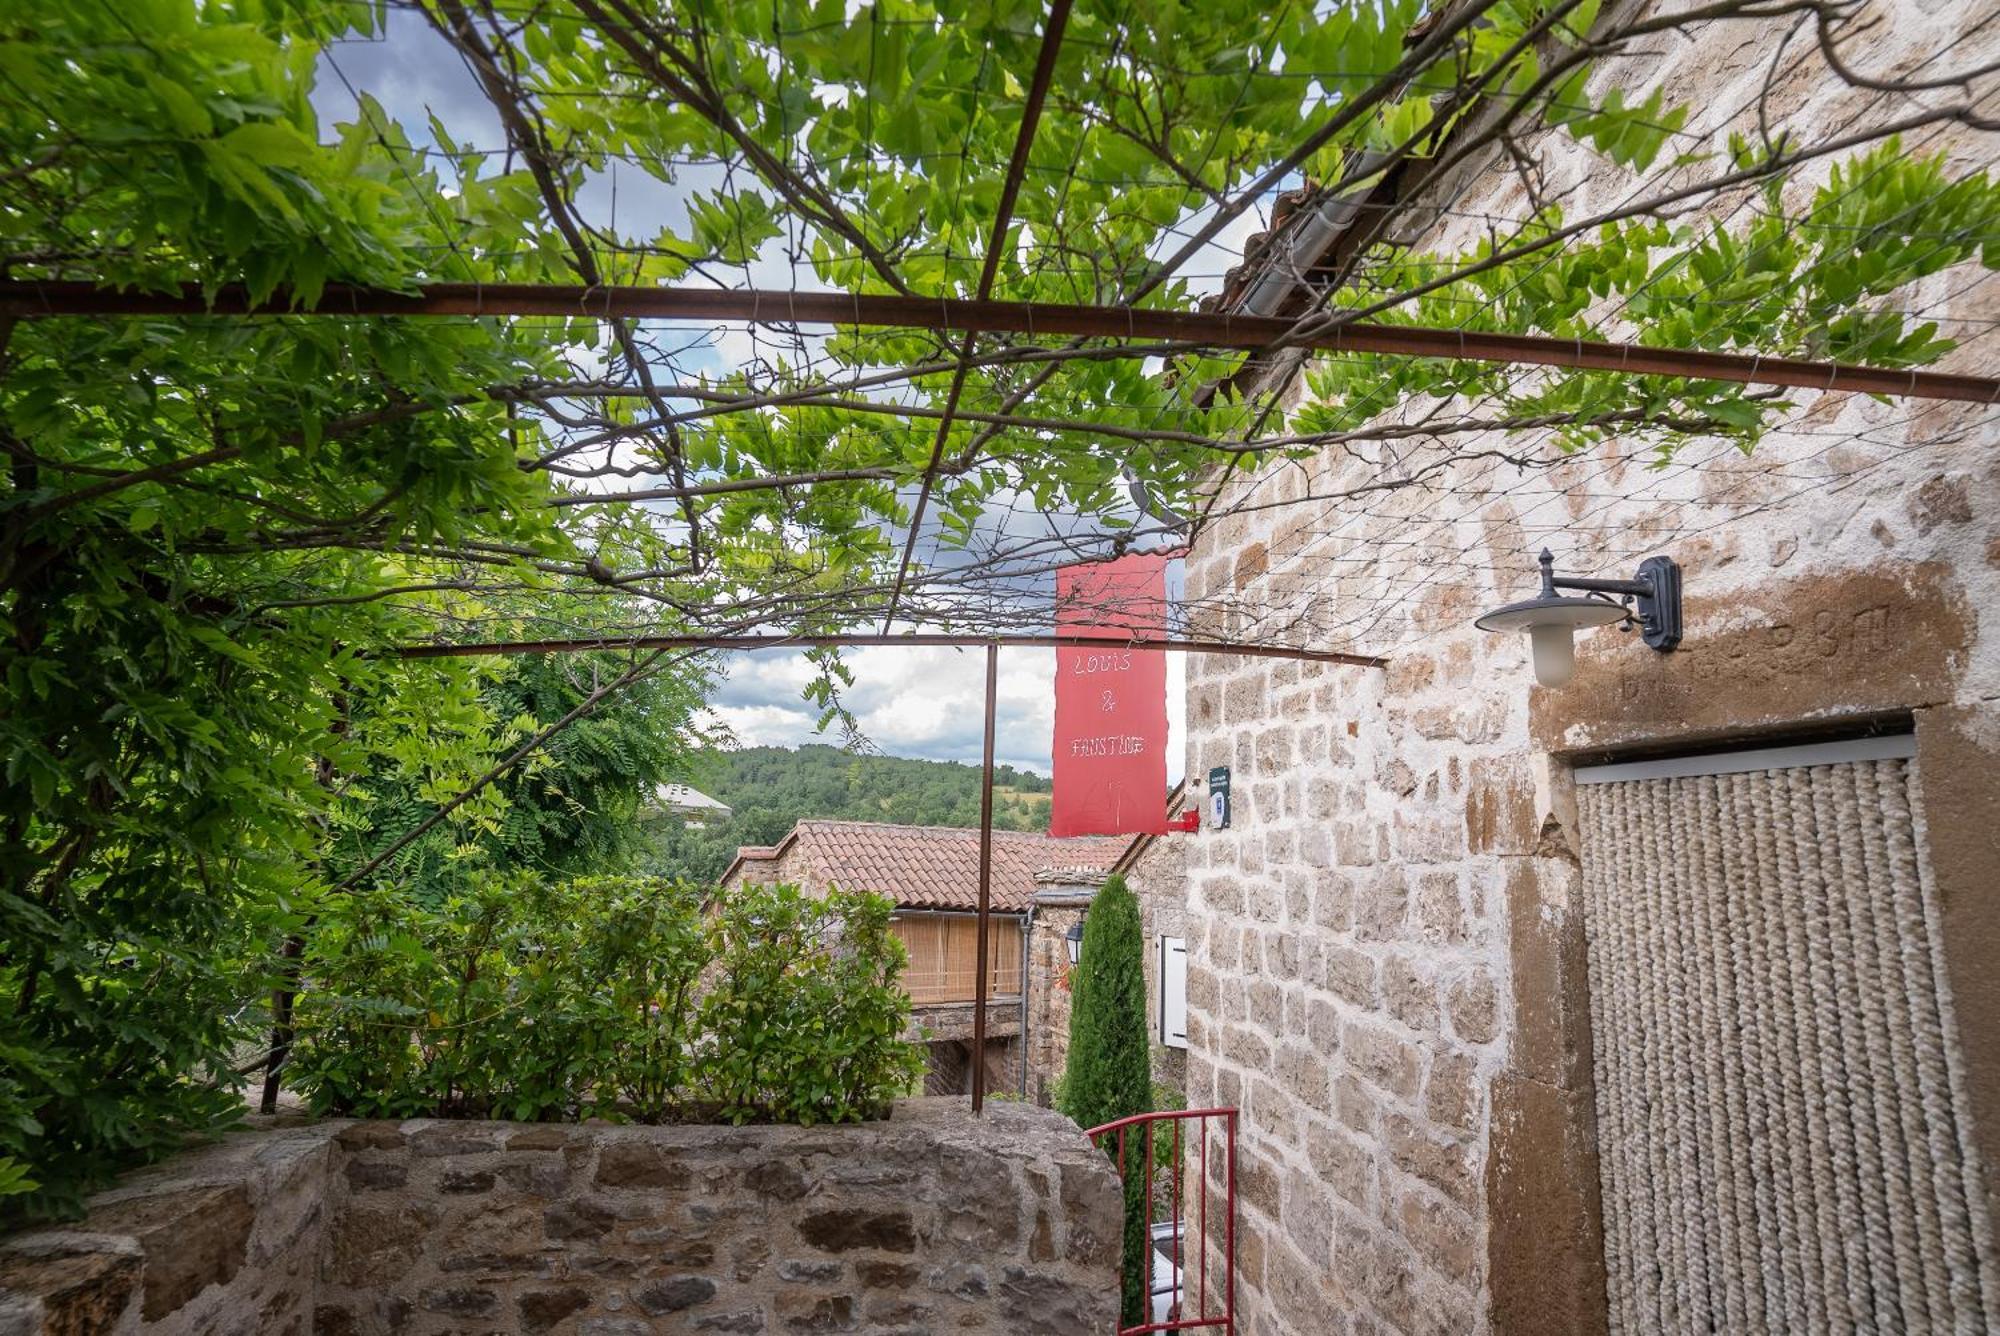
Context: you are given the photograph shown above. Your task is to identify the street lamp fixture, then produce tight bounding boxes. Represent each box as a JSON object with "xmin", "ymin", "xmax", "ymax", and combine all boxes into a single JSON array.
[
  {"xmin": 1066, "ymin": 919, "xmax": 1085, "ymax": 966},
  {"xmin": 1474, "ymin": 548, "xmax": 1682, "ymax": 688}
]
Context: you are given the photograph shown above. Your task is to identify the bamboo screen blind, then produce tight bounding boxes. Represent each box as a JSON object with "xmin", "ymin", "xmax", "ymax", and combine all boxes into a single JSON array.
[
  {"xmin": 893, "ymin": 915, "xmax": 1023, "ymax": 1004},
  {"xmin": 1577, "ymin": 748, "xmax": 1999, "ymax": 1332}
]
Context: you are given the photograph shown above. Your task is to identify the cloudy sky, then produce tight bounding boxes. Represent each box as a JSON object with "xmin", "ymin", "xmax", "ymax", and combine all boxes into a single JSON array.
[
  {"xmin": 315, "ymin": 13, "xmax": 1256, "ymax": 778},
  {"xmin": 705, "ymin": 644, "xmax": 1185, "ymax": 779}
]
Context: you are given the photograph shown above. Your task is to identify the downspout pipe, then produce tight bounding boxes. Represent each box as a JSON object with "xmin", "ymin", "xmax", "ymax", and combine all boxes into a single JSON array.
[
  {"xmin": 1020, "ymin": 902, "xmax": 1036, "ymax": 1099},
  {"xmin": 1233, "ymin": 152, "xmax": 1393, "ymax": 319}
]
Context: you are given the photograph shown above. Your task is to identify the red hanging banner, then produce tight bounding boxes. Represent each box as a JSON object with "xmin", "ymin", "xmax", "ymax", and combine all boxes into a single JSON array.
[{"xmin": 1050, "ymin": 553, "xmax": 1171, "ymax": 837}]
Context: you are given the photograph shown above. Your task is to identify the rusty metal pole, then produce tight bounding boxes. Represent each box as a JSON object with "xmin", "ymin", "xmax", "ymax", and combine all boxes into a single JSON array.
[
  {"xmin": 262, "ymin": 681, "xmax": 348, "ymax": 1113},
  {"xmin": 970, "ymin": 642, "xmax": 999, "ymax": 1113},
  {"xmin": 880, "ymin": 0, "xmax": 1076, "ymax": 631}
]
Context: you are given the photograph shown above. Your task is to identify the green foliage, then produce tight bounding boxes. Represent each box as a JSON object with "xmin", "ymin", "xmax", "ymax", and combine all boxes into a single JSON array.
[
  {"xmin": 696, "ymin": 882, "xmax": 922, "ymax": 1125},
  {"xmin": 1057, "ymin": 877, "xmax": 1152, "ymax": 1129},
  {"xmin": 289, "ymin": 878, "xmax": 923, "ymax": 1126},
  {"xmin": 0, "ymin": 1160, "xmax": 34, "ymax": 1200},
  {"xmin": 1056, "ymin": 876, "xmax": 1153, "ymax": 1325},
  {"xmin": 0, "ymin": 0, "xmax": 749, "ymax": 1220},
  {"xmin": 1139, "ymin": 1079, "xmax": 1187, "ymax": 1229},
  {"xmin": 644, "ymin": 744, "xmax": 1055, "ymax": 884},
  {"xmin": 337, "ymin": 653, "xmax": 712, "ymax": 902},
  {"xmin": 1301, "ymin": 138, "xmax": 2000, "ymax": 457},
  {"xmin": 0, "ymin": 1058, "xmax": 43, "ymax": 1204}
]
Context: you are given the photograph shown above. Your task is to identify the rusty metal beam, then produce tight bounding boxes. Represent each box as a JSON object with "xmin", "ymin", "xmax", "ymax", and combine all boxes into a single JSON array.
[
  {"xmin": 10, "ymin": 280, "xmax": 1996, "ymax": 404},
  {"xmin": 387, "ymin": 630, "xmax": 1386, "ymax": 667},
  {"xmin": 970, "ymin": 642, "xmax": 999, "ymax": 1114},
  {"xmin": 882, "ymin": 0, "xmax": 1076, "ymax": 634}
]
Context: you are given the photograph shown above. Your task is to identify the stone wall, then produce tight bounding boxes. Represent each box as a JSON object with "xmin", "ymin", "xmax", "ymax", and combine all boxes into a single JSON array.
[
  {"xmin": 720, "ymin": 836, "xmax": 823, "ymax": 890},
  {"xmin": 0, "ymin": 1101, "xmax": 1122, "ymax": 1336},
  {"xmin": 1122, "ymin": 814, "xmax": 1191, "ymax": 1098},
  {"xmin": 1177, "ymin": 3, "xmax": 2000, "ymax": 1334},
  {"xmin": 0, "ymin": 1124, "xmax": 334, "ymax": 1336},
  {"xmin": 908, "ymin": 1000, "xmax": 1022, "ymax": 1097},
  {"xmin": 1024, "ymin": 879, "xmax": 1093, "ymax": 1107}
]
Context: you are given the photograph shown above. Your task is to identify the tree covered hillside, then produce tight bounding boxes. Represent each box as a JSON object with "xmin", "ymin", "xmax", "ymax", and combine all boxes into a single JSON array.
[{"xmin": 646, "ymin": 745, "xmax": 1053, "ymax": 885}]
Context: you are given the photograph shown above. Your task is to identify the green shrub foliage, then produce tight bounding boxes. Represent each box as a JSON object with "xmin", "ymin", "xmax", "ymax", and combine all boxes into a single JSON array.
[
  {"xmin": 288, "ymin": 878, "xmax": 923, "ymax": 1127},
  {"xmin": 1056, "ymin": 875, "xmax": 1154, "ymax": 1325},
  {"xmin": 338, "ymin": 656, "xmax": 708, "ymax": 904}
]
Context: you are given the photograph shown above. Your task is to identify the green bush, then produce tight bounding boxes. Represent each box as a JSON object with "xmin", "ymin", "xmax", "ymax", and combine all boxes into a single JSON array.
[
  {"xmin": 696, "ymin": 881, "xmax": 918, "ymax": 1124},
  {"xmin": 288, "ymin": 877, "xmax": 923, "ymax": 1126},
  {"xmin": 1056, "ymin": 874, "xmax": 1154, "ymax": 1326}
]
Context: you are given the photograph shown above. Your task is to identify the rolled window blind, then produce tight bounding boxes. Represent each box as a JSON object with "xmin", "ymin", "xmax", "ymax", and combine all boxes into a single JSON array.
[{"xmin": 1578, "ymin": 753, "xmax": 1998, "ymax": 1333}]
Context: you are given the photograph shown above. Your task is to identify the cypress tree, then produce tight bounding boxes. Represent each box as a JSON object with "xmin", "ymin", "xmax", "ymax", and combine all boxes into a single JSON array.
[{"xmin": 1057, "ymin": 874, "xmax": 1153, "ymax": 1324}]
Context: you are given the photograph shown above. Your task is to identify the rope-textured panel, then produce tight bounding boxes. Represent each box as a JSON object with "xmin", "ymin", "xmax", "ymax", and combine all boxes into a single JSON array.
[{"xmin": 1578, "ymin": 757, "xmax": 1999, "ymax": 1333}]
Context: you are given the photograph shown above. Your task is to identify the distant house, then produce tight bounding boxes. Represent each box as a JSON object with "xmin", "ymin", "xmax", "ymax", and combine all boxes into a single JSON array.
[
  {"xmin": 721, "ymin": 819, "xmax": 1128, "ymax": 1095},
  {"xmin": 646, "ymin": 782, "xmax": 733, "ymax": 826},
  {"xmin": 1022, "ymin": 782, "xmax": 1191, "ymax": 1106}
]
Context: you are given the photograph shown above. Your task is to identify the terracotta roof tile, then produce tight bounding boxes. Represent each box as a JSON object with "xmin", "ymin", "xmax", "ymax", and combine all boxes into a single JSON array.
[{"xmin": 731, "ymin": 820, "xmax": 1130, "ymax": 911}]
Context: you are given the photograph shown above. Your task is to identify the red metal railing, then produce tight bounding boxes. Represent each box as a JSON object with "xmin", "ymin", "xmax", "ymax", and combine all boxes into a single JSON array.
[{"xmin": 1085, "ymin": 1107, "xmax": 1237, "ymax": 1335}]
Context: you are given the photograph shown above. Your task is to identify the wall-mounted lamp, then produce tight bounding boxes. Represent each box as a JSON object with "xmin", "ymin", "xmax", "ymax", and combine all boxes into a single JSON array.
[
  {"xmin": 1065, "ymin": 919, "xmax": 1085, "ymax": 966},
  {"xmin": 1474, "ymin": 549, "xmax": 1682, "ymax": 688}
]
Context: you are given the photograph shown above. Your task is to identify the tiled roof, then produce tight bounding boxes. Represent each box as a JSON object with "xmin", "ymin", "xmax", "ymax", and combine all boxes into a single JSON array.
[
  {"xmin": 1112, "ymin": 779, "xmax": 1190, "ymax": 876},
  {"xmin": 652, "ymin": 782, "xmax": 732, "ymax": 813},
  {"xmin": 726, "ymin": 820, "xmax": 1130, "ymax": 912}
]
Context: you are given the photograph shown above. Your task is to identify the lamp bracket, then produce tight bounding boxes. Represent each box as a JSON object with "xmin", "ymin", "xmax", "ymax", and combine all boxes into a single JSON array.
[
  {"xmin": 1539, "ymin": 550, "xmax": 1682, "ymax": 652},
  {"xmin": 1631, "ymin": 555, "xmax": 1682, "ymax": 651}
]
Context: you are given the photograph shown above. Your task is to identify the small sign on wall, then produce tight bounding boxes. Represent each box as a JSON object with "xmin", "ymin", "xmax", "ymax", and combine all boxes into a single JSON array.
[
  {"xmin": 1207, "ymin": 766, "xmax": 1230, "ymax": 829},
  {"xmin": 1159, "ymin": 935, "xmax": 1187, "ymax": 1049}
]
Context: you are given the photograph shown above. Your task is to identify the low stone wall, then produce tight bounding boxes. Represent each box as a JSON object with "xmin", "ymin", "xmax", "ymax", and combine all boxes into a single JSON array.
[
  {"xmin": 0, "ymin": 1100, "xmax": 1121, "ymax": 1335},
  {"xmin": 0, "ymin": 1125, "xmax": 334, "ymax": 1336},
  {"xmin": 906, "ymin": 1000, "xmax": 1021, "ymax": 1044}
]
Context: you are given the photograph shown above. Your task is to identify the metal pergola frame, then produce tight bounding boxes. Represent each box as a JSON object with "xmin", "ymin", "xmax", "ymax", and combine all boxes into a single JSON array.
[
  {"xmin": 17, "ymin": 0, "xmax": 1998, "ymax": 1123},
  {"xmin": 390, "ymin": 631, "xmax": 1387, "ymax": 668}
]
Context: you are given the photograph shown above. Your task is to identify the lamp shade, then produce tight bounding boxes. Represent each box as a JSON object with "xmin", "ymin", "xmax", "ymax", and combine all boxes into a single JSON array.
[
  {"xmin": 1530, "ymin": 623, "xmax": 1576, "ymax": 688},
  {"xmin": 1473, "ymin": 595, "xmax": 1627, "ymax": 689},
  {"xmin": 1471, "ymin": 595, "xmax": 1628, "ymax": 635}
]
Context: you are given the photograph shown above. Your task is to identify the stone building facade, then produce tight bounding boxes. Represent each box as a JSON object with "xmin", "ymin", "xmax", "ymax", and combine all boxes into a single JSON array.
[
  {"xmin": 1024, "ymin": 873, "xmax": 1095, "ymax": 1110},
  {"xmin": 1023, "ymin": 789, "xmax": 1192, "ymax": 1110},
  {"xmin": 1120, "ymin": 791, "xmax": 1192, "ymax": 1097},
  {"xmin": 1178, "ymin": 4, "xmax": 2000, "ymax": 1334},
  {"xmin": 724, "ymin": 815, "xmax": 1190, "ymax": 1108},
  {"xmin": 721, "ymin": 820, "xmax": 1124, "ymax": 1096}
]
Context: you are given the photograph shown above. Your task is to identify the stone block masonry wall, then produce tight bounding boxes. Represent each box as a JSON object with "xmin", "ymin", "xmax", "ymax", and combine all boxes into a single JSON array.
[
  {"xmin": 1176, "ymin": 5, "xmax": 2000, "ymax": 1334},
  {"xmin": 1025, "ymin": 877, "xmax": 1094, "ymax": 1107},
  {"xmin": 0, "ymin": 1123, "xmax": 337, "ymax": 1336},
  {"xmin": 1179, "ymin": 646, "xmax": 1515, "ymax": 1336},
  {"xmin": 1126, "ymin": 826, "xmax": 1191, "ymax": 1098},
  {"xmin": 0, "ymin": 1100, "xmax": 1122, "ymax": 1335},
  {"xmin": 1026, "ymin": 848, "xmax": 1191, "ymax": 1111}
]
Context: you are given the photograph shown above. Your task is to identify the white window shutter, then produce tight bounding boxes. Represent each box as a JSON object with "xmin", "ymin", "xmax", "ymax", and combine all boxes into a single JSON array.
[{"xmin": 1159, "ymin": 935, "xmax": 1187, "ymax": 1049}]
